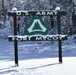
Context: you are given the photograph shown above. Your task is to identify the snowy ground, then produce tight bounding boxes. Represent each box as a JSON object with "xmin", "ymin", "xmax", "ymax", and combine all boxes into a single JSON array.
[{"xmin": 0, "ymin": 36, "xmax": 76, "ymax": 75}]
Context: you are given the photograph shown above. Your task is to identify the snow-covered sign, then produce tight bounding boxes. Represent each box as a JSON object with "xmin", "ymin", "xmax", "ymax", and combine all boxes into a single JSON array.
[{"xmin": 7, "ymin": 10, "xmax": 66, "ymax": 66}]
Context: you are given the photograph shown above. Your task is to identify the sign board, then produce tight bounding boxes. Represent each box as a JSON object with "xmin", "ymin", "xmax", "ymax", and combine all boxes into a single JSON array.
[
  {"xmin": 8, "ymin": 35, "xmax": 67, "ymax": 41},
  {"xmin": 8, "ymin": 10, "xmax": 66, "ymax": 16},
  {"xmin": 8, "ymin": 15, "xmax": 67, "ymax": 41},
  {"xmin": 7, "ymin": 10, "xmax": 66, "ymax": 66}
]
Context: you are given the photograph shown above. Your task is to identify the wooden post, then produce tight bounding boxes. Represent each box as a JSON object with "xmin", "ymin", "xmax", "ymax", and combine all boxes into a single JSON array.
[
  {"xmin": 57, "ymin": 13, "xmax": 62, "ymax": 63},
  {"xmin": 13, "ymin": 16, "xmax": 18, "ymax": 66},
  {"xmin": 57, "ymin": 10, "xmax": 66, "ymax": 63}
]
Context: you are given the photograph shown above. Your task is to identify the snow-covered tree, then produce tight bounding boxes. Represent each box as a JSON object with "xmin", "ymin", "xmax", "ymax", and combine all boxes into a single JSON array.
[{"xmin": 0, "ymin": 0, "xmax": 76, "ymax": 38}]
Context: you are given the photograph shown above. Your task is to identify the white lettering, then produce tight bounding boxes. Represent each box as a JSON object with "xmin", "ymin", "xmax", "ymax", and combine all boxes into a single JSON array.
[
  {"xmin": 47, "ymin": 12, "xmax": 53, "ymax": 15},
  {"xmin": 12, "ymin": 37, "xmax": 14, "ymax": 41},
  {"xmin": 25, "ymin": 11, "xmax": 29, "ymax": 15},
  {"xmin": 52, "ymin": 36, "xmax": 58, "ymax": 40},
  {"xmin": 46, "ymin": 36, "xmax": 52, "ymax": 40},
  {"xmin": 16, "ymin": 11, "xmax": 21, "ymax": 15},
  {"xmin": 42, "ymin": 11, "xmax": 46, "ymax": 15},
  {"xmin": 36, "ymin": 12, "xmax": 41, "ymax": 15},
  {"xmin": 9, "ymin": 35, "xmax": 67, "ymax": 41},
  {"xmin": 59, "ymin": 36, "xmax": 63, "ymax": 40},
  {"xmin": 36, "ymin": 36, "xmax": 43, "ymax": 40}
]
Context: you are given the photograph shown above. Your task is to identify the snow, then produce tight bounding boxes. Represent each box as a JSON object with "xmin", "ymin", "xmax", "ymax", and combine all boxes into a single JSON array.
[
  {"xmin": 0, "ymin": 57, "xmax": 76, "ymax": 75},
  {"xmin": 0, "ymin": 35, "xmax": 76, "ymax": 75}
]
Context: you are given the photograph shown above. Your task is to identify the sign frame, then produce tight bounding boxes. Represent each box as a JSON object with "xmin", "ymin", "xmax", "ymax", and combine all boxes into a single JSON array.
[{"xmin": 7, "ymin": 10, "xmax": 66, "ymax": 66}]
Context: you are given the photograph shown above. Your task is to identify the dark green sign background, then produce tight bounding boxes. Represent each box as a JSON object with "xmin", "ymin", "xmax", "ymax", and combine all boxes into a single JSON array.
[{"xmin": 24, "ymin": 16, "xmax": 49, "ymax": 35}]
